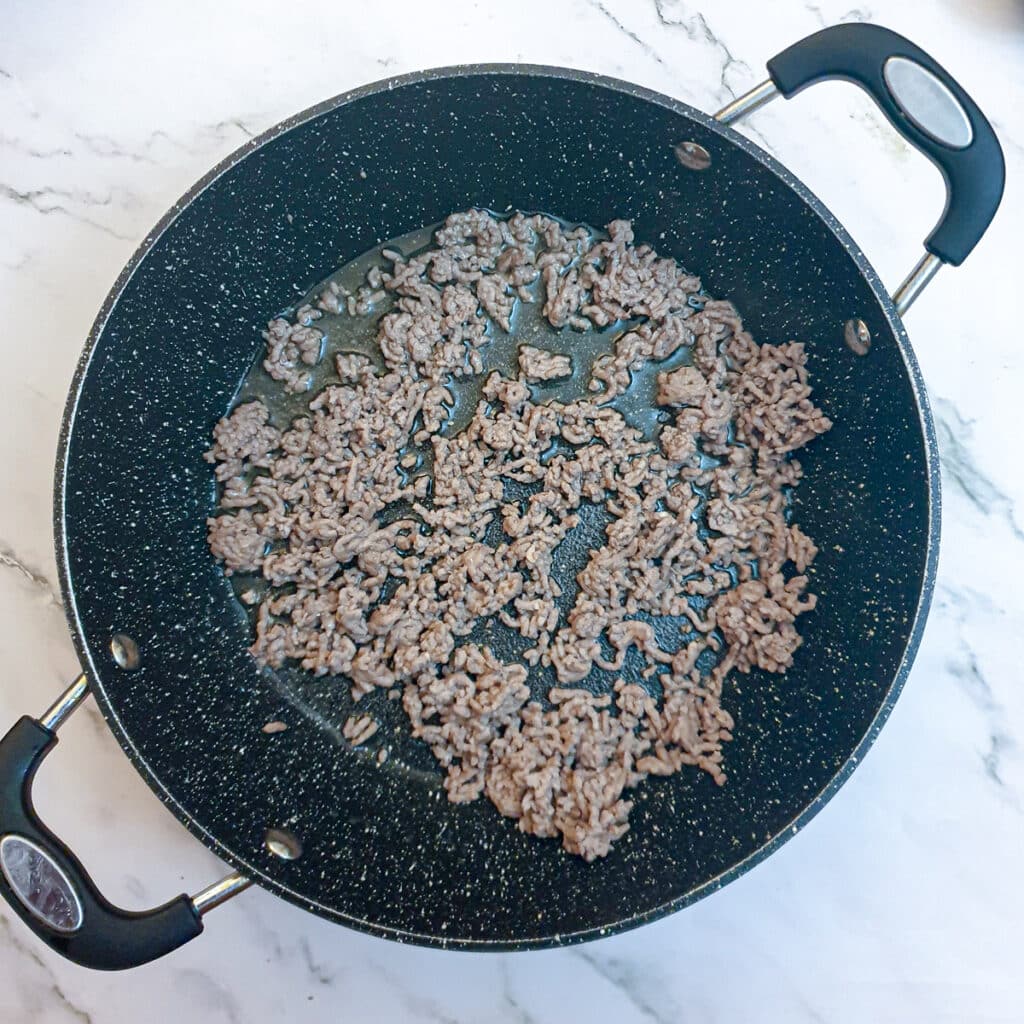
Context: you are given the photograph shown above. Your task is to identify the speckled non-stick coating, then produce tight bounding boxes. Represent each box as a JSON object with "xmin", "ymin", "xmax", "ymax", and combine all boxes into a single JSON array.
[{"xmin": 54, "ymin": 67, "xmax": 939, "ymax": 949}]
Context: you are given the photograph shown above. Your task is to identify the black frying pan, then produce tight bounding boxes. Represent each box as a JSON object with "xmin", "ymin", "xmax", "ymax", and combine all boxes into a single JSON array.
[{"xmin": 0, "ymin": 24, "xmax": 1005, "ymax": 969}]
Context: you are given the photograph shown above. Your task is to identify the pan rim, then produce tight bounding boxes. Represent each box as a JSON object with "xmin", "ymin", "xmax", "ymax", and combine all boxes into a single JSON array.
[{"xmin": 52, "ymin": 62, "xmax": 940, "ymax": 950}]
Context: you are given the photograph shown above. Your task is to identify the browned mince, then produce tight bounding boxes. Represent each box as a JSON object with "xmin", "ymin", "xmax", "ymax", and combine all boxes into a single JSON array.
[
  {"xmin": 205, "ymin": 210, "xmax": 831, "ymax": 861},
  {"xmin": 342, "ymin": 713, "xmax": 379, "ymax": 747},
  {"xmin": 517, "ymin": 344, "xmax": 572, "ymax": 382}
]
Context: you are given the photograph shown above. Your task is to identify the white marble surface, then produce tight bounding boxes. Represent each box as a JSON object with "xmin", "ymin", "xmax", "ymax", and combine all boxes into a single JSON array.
[{"xmin": 1, "ymin": 0, "xmax": 1022, "ymax": 1019}]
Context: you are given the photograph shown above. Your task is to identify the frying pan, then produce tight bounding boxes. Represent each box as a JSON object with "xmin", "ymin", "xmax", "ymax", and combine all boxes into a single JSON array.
[{"xmin": 0, "ymin": 24, "xmax": 1005, "ymax": 969}]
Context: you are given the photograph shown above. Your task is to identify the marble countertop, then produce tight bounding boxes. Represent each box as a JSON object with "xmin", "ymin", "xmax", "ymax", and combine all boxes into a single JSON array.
[{"xmin": 1, "ymin": 0, "xmax": 1022, "ymax": 1020}]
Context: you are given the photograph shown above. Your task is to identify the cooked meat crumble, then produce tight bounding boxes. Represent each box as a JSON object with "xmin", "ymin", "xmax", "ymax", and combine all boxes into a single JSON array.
[
  {"xmin": 517, "ymin": 344, "xmax": 572, "ymax": 382},
  {"xmin": 206, "ymin": 209, "xmax": 831, "ymax": 860}
]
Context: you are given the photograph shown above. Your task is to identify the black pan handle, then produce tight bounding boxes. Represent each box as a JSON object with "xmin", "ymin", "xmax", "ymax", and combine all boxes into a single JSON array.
[
  {"xmin": 0, "ymin": 677, "xmax": 249, "ymax": 970},
  {"xmin": 715, "ymin": 24, "xmax": 1005, "ymax": 311}
]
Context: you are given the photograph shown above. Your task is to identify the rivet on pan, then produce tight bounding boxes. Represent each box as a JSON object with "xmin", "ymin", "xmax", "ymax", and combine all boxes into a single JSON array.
[
  {"xmin": 264, "ymin": 827, "xmax": 303, "ymax": 860},
  {"xmin": 674, "ymin": 141, "xmax": 712, "ymax": 171},
  {"xmin": 110, "ymin": 634, "xmax": 141, "ymax": 671},
  {"xmin": 843, "ymin": 318, "xmax": 871, "ymax": 356}
]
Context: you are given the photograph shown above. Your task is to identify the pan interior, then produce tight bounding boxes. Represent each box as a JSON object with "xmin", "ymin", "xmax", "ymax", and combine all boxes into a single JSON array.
[{"xmin": 59, "ymin": 68, "xmax": 933, "ymax": 947}]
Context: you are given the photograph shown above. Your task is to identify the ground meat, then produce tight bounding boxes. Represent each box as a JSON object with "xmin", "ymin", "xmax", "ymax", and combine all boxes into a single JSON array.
[
  {"xmin": 342, "ymin": 713, "xmax": 379, "ymax": 746},
  {"xmin": 206, "ymin": 209, "xmax": 831, "ymax": 860},
  {"xmin": 656, "ymin": 365, "xmax": 708, "ymax": 407},
  {"xmin": 262, "ymin": 304, "xmax": 325, "ymax": 394},
  {"xmin": 204, "ymin": 400, "xmax": 281, "ymax": 482},
  {"xmin": 206, "ymin": 509, "xmax": 268, "ymax": 574},
  {"xmin": 518, "ymin": 344, "xmax": 572, "ymax": 382}
]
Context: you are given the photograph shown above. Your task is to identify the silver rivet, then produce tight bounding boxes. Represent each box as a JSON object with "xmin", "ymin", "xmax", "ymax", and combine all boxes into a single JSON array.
[
  {"xmin": 110, "ymin": 634, "xmax": 140, "ymax": 670},
  {"xmin": 674, "ymin": 141, "xmax": 711, "ymax": 171},
  {"xmin": 264, "ymin": 827, "xmax": 302, "ymax": 860},
  {"xmin": 843, "ymin": 319, "xmax": 871, "ymax": 356}
]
